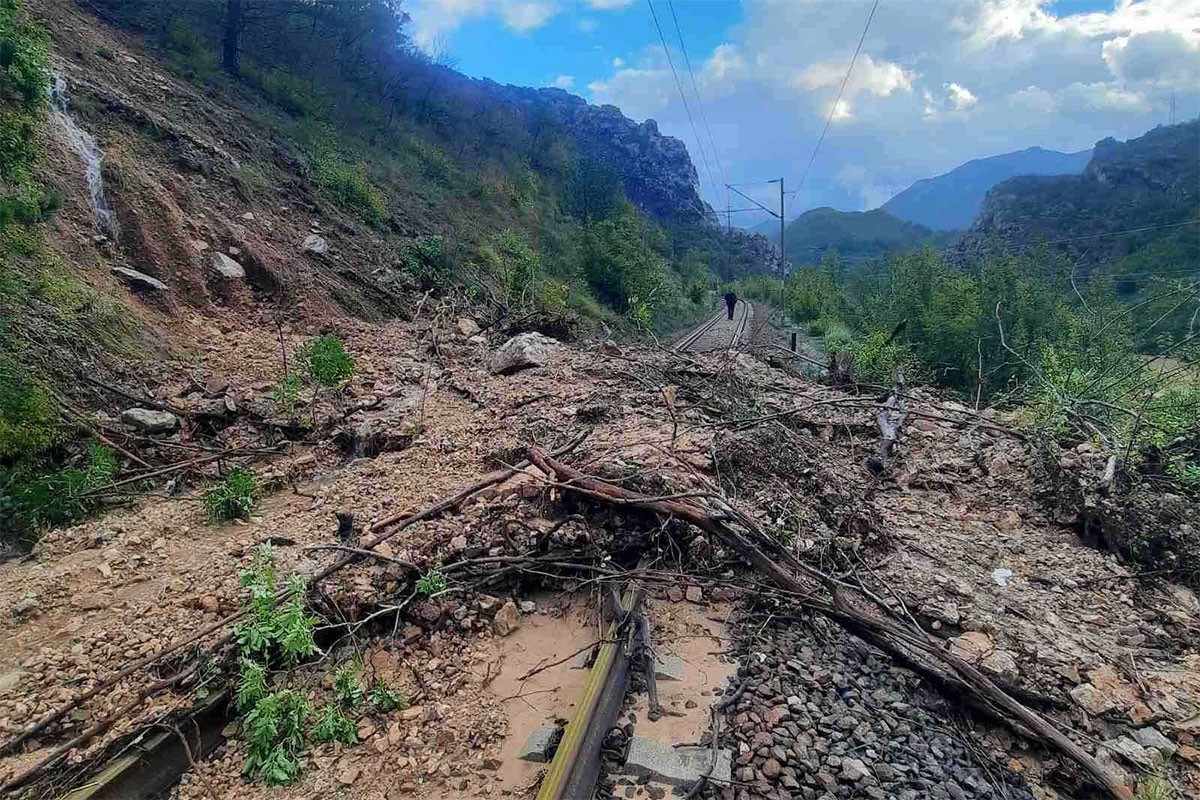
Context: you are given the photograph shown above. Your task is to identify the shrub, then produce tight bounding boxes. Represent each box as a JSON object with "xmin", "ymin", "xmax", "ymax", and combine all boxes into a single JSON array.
[
  {"xmin": 538, "ymin": 279, "xmax": 569, "ymax": 314},
  {"xmin": 270, "ymin": 374, "xmax": 302, "ymax": 417},
  {"xmin": 416, "ymin": 569, "xmax": 447, "ymax": 596},
  {"xmin": 298, "ymin": 335, "xmax": 355, "ymax": 386},
  {"xmin": 311, "ymin": 703, "xmax": 357, "ymax": 744},
  {"xmin": 849, "ymin": 330, "xmax": 913, "ymax": 385},
  {"xmin": 0, "ymin": 354, "xmax": 59, "ymax": 458},
  {"xmin": 333, "ymin": 661, "xmax": 364, "ymax": 708},
  {"xmin": 368, "ymin": 680, "xmax": 405, "ymax": 712},
  {"xmin": 401, "ymin": 235, "xmax": 452, "ymax": 289},
  {"xmin": 204, "ymin": 466, "xmax": 258, "ymax": 522},
  {"xmin": 1, "ymin": 441, "xmax": 117, "ymax": 546}
]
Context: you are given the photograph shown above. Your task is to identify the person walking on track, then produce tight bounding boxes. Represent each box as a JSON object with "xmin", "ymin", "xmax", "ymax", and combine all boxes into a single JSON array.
[{"xmin": 723, "ymin": 290, "xmax": 737, "ymax": 320}]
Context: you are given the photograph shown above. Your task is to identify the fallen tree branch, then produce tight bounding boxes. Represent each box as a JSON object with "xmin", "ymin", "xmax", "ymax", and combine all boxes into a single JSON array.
[
  {"xmin": 527, "ymin": 447, "xmax": 1133, "ymax": 800},
  {"xmin": 868, "ymin": 371, "xmax": 908, "ymax": 474}
]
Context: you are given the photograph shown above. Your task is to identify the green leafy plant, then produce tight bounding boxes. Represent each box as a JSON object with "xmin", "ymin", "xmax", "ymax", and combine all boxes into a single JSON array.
[
  {"xmin": 236, "ymin": 657, "xmax": 268, "ymax": 713},
  {"xmin": 234, "ymin": 545, "xmax": 318, "ymax": 664},
  {"xmin": 1135, "ymin": 771, "xmax": 1174, "ymax": 800},
  {"xmin": 311, "ymin": 702, "xmax": 357, "ymax": 744},
  {"xmin": 298, "ymin": 335, "xmax": 355, "ymax": 386},
  {"xmin": 270, "ymin": 374, "xmax": 302, "ymax": 417},
  {"xmin": 333, "ymin": 660, "xmax": 365, "ymax": 708},
  {"xmin": 368, "ymin": 680, "xmax": 406, "ymax": 712},
  {"xmin": 1, "ymin": 440, "xmax": 118, "ymax": 546},
  {"xmin": 203, "ymin": 466, "xmax": 258, "ymax": 522},
  {"xmin": 416, "ymin": 569, "xmax": 447, "ymax": 596},
  {"xmin": 242, "ymin": 689, "xmax": 309, "ymax": 785}
]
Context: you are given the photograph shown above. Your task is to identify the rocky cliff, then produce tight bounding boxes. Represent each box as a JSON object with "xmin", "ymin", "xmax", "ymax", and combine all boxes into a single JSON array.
[{"xmin": 968, "ymin": 122, "xmax": 1199, "ymax": 268}]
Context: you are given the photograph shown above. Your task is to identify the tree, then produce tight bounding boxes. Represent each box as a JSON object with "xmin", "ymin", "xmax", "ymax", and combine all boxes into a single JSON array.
[{"xmin": 221, "ymin": 0, "xmax": 243, "ymax": 75}]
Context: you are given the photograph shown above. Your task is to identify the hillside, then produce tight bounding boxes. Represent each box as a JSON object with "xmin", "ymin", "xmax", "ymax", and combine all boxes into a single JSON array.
[
  {"xmin": 967, "ymin": 121, "xmax": 1200, "ymax": 277},
  {"xmin": 780, "ymin": 207, "xmax": 957, "ymax": 265},
  {"xmin": 882, "ymin": 146, "xmax": 1091, "ymax": 231}
]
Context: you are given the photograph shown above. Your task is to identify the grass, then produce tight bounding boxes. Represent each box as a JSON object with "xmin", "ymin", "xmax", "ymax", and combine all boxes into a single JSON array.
[{"xmin": 299, "ymin": 335, "xmax": 355, "ymax": 386}]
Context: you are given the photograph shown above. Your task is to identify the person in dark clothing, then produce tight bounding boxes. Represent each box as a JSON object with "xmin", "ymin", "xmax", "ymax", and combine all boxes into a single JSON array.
[{"xmin": 723, "ymin": 291, "xmax": 737, "ymax": 320}]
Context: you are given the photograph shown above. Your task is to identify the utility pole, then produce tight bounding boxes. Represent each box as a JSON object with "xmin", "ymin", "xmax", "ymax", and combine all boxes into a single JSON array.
[
  {"xmin": 1170, "ymin": 93, "xmax": 1176, "ymax": 126},
  {"xmin": 779, "ymin": 178, "xmax": 785, "ymax": 280}
]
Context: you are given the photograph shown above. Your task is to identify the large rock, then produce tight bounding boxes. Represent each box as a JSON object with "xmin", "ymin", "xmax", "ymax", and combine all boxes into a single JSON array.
[
  {"xmin": 111, "ymin": 267, "xmax": 167, "ymax": 292},
  {"xmin": 489, "ymin": 332, "xmax": 557, "ymax": 375},
  {"xmin": 301, "ymin": 233, "xmax": 328, "ymax": 254},
  {"xmin": 455, "ymin": 317, "xmax": 481, "ymax": 337},
  {"xmin": 210, "ymin": 252, "xmax": 246, "ymax": 279},
  {"xmin": 493, "ymin": 601, "xmax": 521, "ymax": 636},
  {"xmin": 120, "ymin": 407, "xmax": 179, "ymax": 434},
  {"xmin": 625, "ymin": 737, "xmax": 731, "ymax": 786}
]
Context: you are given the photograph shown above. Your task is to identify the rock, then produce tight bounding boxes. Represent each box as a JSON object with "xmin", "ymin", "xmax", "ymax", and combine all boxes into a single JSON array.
[
  {"xmin": 762, "ymin": 758, "xmax": 782, "ymax": 779},
  {"xmin": 517, "ymin": 727, "xmax": 557, "ymax": 762},
  {"xmin": 601, "ymin": 339, "xmax": 622, "ymax": 356},
  {"xmin": 449, "ymin": 535, "xmax": 468, "ymax": 551},
  {"xmin": 624, "ymin": 738, "xmax": 731, "ymax": 787},
  {"xmin": 1130, "ymin": 727, "xmax": 1176, "ymax": 757},
  {"xmin": 980, "ymin": 650, "xmax": 1020, "ymax": 681},
  {"xmin": 840, "ymin": 758, "xmax": 869, "ymax": 782},
  {"xmin": 518, "ymin": 600, "xmax": 537, "ymax": 614},
  {"xmin": 995, "ymin": 510, "xmax": 1022, "ymax": 532},
  {"xmin": 1104, "ymin": 736, "xmax": 1155, "ymax": 769},
  {"xmin": 490, "ymin": 332, "xmax": 557, "ymax": 375},
  {"xmin": 210, "ymin": 252, "xmax": 246, "ymax": 279},
  {"xmin": 1178, "ymin": 744, "xmax": 1200, "ymax": 764},
  {"xmin": 493, "ymin": 601, "xmax": 521, "ymax": 636},
  {"xmin": 949, "ymin": 631, "xmax": 993, "ymax": 663},
  {"xmin": 477, "ymin": 594, "xmax": 499, "ymax": 613},
  {"xmin": 301, "ymin": 233, "xmax": 328, "ymax": 254},
  {"xmin": 455, "ymin": 317, "xmax": 481, "ymax": 337},
  {"xmin": 685, "ymin": 585, "xmax": 703, "ymax": 603},
  {"xmin": 240, "ymin": 212, "xmax": 255, "ymax": 221},
  {"xmin": 399, "ymin": 706, "xmax": 423, "ymax": 721},
  {"xmin": 111, "ymin": 267, "xmax": 168, "ymax": 292},
  {"xmin": 667, "ymin": 587, "xmax": 683, "ymax": 603},
  {"xmin": 204, "ymin": 376, "xmax": 229, "ymax": 396},
  {"xmin": 197, "ymin": 595, "xmax": 219, "ymax": 613},
  {"xmin": 921, "ymin": 600, "xmax": 961, "ymax": 626},
  {"xmin": 120, "ymin": 408, "xmax": 179, "ymax": 434},
  {"xmin": 337, "ymin": 765, "xmax": 360, "ymax": 785}
]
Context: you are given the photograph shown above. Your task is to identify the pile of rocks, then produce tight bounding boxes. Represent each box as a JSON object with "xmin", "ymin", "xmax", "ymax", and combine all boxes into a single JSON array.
[{"xmin": 724, "ymin": 615, "xmax": 1032, "ymax": 800}]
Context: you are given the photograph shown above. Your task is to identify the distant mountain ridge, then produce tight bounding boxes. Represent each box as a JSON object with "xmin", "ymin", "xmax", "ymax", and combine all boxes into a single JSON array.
[
  {"xmin": 881, "ymin": 146, "xmax": 1092, "ymax": 231},
  {"xmin": 780, "ymin": 207, "xmax": 957, "ymax": 264}
]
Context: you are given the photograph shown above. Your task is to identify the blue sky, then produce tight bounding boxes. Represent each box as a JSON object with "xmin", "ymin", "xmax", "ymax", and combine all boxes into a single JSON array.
[{"xmin": 407, "ymin": 1, "xmax": 1200, "ymax": 225}]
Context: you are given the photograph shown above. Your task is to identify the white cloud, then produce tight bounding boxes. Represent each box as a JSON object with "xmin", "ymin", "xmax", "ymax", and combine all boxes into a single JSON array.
[
  {"xmin": 612, "ymin": 57, "xmax": 625, "ymax": 68},
  {"xmin": 583, "ymin": 0, "xmax": 1200, "ymax": 215},
  {"xmin": 945, "ymin": 82, "xmax": 978, "ymax": 110},
  {"xmin": 498, "ymin": 1, "xmax": 557, "ymax": 32},
  {"xmin": 577, "ymin": 17, "xmax": 599, "ymax": 34},
  {"xmin": 408, "ymin": 0, "xmax": 625, "ymax": 49},
  {"xmin": 549, "ymin": 75, "xmax": 575, "ymax": 89},
  {"xmin": 586, "ymin": 0, "xmax": 634, "ymax": 8}
]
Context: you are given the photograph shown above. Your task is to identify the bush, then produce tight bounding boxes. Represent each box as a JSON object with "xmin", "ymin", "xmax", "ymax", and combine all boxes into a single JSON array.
[
  {"xmin": 850, "ymin": 330, "xmax": 912, "ymax": 385},
  {"xmin": 270, "ymin": 374, "xmax": 302, "ymax": 417},
  {"xmin": 0, "ymin": 354, "xmax": 59, "ymax": 458},
  {"xmin": 204, "ymin": 466, "xmax": 258, "ymax": 522},
  {"xmin": 299, "ymin": 335, "xmax": 355, "ymax": 386},
  {"xmin": 1, "ymin": 441, "xmax": 117, "ymax": 549},
  {"xmin": 401, "ymin": 235, "xmax": 452, "ymax": 289},
  {"xmin": 416, "ymin": 569, "xmax": 447, "ymax": 596},
  {"xmin": 312, "ymin": 703, "xmax": 356, "ymax": 744},
  {"xmin": 242, "ymin": 689, "xmax": 308, "ymax": 785}
]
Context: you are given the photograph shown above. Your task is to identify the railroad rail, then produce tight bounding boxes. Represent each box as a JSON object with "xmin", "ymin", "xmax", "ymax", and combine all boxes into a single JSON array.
[{"xmin": 673, "ymin": 300, "xmax": 751, "ymax": 352}]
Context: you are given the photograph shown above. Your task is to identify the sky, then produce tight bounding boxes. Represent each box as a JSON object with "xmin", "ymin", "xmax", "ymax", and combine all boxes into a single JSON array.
[{"xmin": 405, "ymin": 0, "xmax": 1200, "ymax": 226}]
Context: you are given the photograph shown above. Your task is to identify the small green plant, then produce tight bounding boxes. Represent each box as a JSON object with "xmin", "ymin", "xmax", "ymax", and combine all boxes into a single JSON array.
[
  {"xmin": 236, "ymin": 657, "xmax": 268, "ymax": 713},
  {"xmin": 1168, "ymin": 460, "xmax": 1200, "ymax": 486},
  {"xmin": 298, "ymin": 335, "xmax": 355, "ymax": 386},
  {"xmin": 333, "ymin": 660, "xmax": 365, "ymax": 708},
  {"xmin": 203, "ymin": 466, "xmax": 258, "ymax": 522},
  {"xmin": 538, "ymin": 279, "xmax": 569, "ymax": 314},
  {"xmin": 311, "ymin": 702, "xmax": 357, "ymax": 744},
  {"xmin": 1135, "ymin": 771, "xmax": 1174, "ymax": 800},
  {"xmin": 416, "ymin": 569, "xmax": 447, "ymax": 596},
  {"xmin": 271, "ymin": 374, "xmax": 302, "ymax": 417},
  {"xmin": 368, "ymin": 680, "xmax": 406, "ymax": 712},
  {"xmin": 242, "ymin": 689, "xmax": 309, "ymax": 785},
  {"xmin": 234, "ymin": 545, "xmax": 318, "ymax": 664}
]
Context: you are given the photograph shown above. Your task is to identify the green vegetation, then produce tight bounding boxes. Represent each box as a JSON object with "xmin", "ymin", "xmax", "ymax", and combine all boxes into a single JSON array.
[
  {"xmin": 0, "ymin": 441, "xmax": 117, "ymax": 544},
  {"xmin": 203, "ymin": 466, "xmax": 259, "ymax": 522},
  {"xmin": 299, "ymin": 335, "xmax": 355, "ymax": 387},
  {"xmin": 776, "ymin": 208, "xmax": 958, "ymax": 265},
  {"xmin": 311, "ymin": 703, "xmax": 356, "ymax": 745},
  {"xmin": 242, "ymin": 688, "xmax": 309, "ymax": 784},
  {"xmin": 0, "ymin": 0, "xmax": 51, "ymax": 229},
  {"xmin": 415, "ymin": 569, "xmax": 447, "ymax": 596},
  {"xmin": 333, "ymin": 660, "xmax": 365, "ymax": 708},
  {"xmin": 368, "ymin": 680, "xmax": 405, "ymax": 712},
  {"xmin": 270, "ymin": 374, "xmax": 302, "ymax": 418}
]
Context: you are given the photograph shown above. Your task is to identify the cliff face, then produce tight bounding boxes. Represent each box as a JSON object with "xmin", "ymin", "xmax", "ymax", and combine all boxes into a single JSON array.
[
  {"xmin": 466, "ymin": 82, "xmax": 714, "ymax": 227},
  {"xmin": 968, "ymin": 122, "xmax": 1199, "ymax": 266}
]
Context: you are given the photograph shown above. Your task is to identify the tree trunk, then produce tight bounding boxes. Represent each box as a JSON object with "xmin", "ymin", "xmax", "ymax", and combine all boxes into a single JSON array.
[{"xmin": 221, "ymin": 0, "xmax": 245, "ymax": 76}]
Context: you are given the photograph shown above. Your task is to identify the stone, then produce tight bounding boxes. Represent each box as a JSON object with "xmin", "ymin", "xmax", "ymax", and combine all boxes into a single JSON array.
[
  {"xmin": 204, "ymin": 376, "xmax": 229, "ymax": 396},
  {"xmin": 399, "ymin": 706, "xmax": 422, "ymax": 721},
  {"xmin": 624, "ymin": 738, "xmax": 731, "ymax": 787},
  {"xmin": 477, "ymin": 594, "xmax": 499, "ymax": 613},
  {"xmin": 455, "ymin": 317, "xmax": 481, "ymax": 337},
  {"xmin": 120, "ymin": 408, "xmax": 179, "ymax": 434},
  {"xmin": 449, "ymin": 535, "xmax": 468, "ymax": 551},
  {"xmin": 111, "ymin": 267, "xmax": 167, "ymax": 292},
  {"xmin": 1130, "ymin": 727, "xmax": 1176, "ymax": 757},
  {"xmin": 685, "ymin": 585, "xmax": 703, "ymax": 603},
  {"xmin": 762, "ymin": 758, "xmax": 782, "ymax": 779},
  {"xmin": 337, "ymin": 765, "xmax": 360, "ymax": 785},
  {"xmin": 493, "ymin": 601, "xmax": 521, "ymax": 636},
  {"xmin": 601, "ymin": 339, "xmax": 622, "ymax": 356},
  {"xmin": 240, "ymin": 212, "xmax": 255, "ymax": 221},
  {"xmin": 1177, "ymin": 744, "xmax": 1200, "ymax": 764},
  {"xmin": 980, "ymin": 650, "xmax": 1020, "ymax": 681},
  {"xmin": 301, "ymin": 233, "xmax": 328, "ymax": 254},
  {"xmin": 840, "ymin": 758, "xmax": 869, "ymax": 782},
  {"xmin": 490, "ymin": 332, "xmax": 557, "ymax": 375},
  {"xmin": 519, "ymin": 600, "xmax": 537, "ymax": 614},
  {"xmin": 1104, "ymin": 736, "xmax": 1155, "ymax": 769},
  {"xmin": 949, "ymin": 632, "xmax": 993, "ymax": 663},
  {"xmin": 210, "ymin": 252, "xmax": 246, "ymax": 279},
  {"xmin": 197, "ymin": 595, "xmax": 219, "ymax": 613},
  {"xmin": 653, "ymin": 654, "xmax": 685, "ymax": 682},
  {"xmin": 517, "ymin": 727, "xmax": 557, "ymax": 762}
]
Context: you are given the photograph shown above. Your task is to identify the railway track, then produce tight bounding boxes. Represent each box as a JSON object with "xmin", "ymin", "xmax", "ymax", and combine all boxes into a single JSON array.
[{"xmin": 673, "ymin": 300, "xmax": 751, "ymax": 352}]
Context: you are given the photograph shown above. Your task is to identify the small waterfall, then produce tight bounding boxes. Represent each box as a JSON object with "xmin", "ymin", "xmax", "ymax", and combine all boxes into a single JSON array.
[{"xmin": 48, "ymin": 75, "xmax": 120, "ymax": 239}]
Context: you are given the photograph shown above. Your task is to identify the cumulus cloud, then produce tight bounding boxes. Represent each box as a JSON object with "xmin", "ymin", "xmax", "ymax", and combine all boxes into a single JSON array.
[
  {"xmin": 583, "ymin": 0, "xmax": 1199, "ymax": 216},
  {"xmin": 408, "ymin": 0, "xmax": 626, "ymax": 49},
  {"xmin": 549, "ymin": 75, "xmax": 575, "ymax": 89}
]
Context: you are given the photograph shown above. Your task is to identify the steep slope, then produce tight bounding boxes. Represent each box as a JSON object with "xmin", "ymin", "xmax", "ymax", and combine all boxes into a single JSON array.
[
  {"xmin": 781, "ymin": 207, "xmax": 957, "ymax": 265},
  {"xmin": 968, "ymin": 121, "xmax": 1200, "ymax": 273},
  {"xmin": 882, "ymin": 146, "xmax": 1091, "ymax": 230}
]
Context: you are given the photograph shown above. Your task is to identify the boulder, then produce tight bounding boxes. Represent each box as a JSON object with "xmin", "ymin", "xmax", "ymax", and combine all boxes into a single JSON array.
[
  {"xmin": 455, "ymin": 317, "xmax": 481, "ymax": 337},
  {"xmin": 489, "ymin": 332, "xmax": 557, "ymax": 375},
  {"xmin": 301, "ymin": 233, "xmax": 328, "ymax": 254},
  {"xmin": 111, "ymin": 267, "xmax": 167, "ymax": 292},
  {"xmin": 210, "ymin": 252, "xmax": 246, "ymax": 279},
  {"xmin": 120, "ymin": 407, "xmax": 179, "ymax": 434}
]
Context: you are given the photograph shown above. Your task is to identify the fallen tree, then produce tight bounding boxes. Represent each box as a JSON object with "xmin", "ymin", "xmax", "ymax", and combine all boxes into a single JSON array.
[{"xmin": 527, "ymin": 446, "xmax": 1134, "ymax": 800}]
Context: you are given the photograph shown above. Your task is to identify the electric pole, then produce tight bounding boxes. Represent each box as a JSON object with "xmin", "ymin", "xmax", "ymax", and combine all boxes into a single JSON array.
[{"xmin": 779, "ymin": 178, "xmax": 785, "ymax": 280}]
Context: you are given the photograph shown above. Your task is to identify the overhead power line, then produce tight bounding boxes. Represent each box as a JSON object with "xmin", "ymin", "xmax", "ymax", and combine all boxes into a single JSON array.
[
  {"xmin": 645, "ymin": 0, "xmax": 719, "ymax": 198},
  {"xmin": 788, "ymin": 0, "xmax": 882, "ymax": 216},
  {"xmin": 667, "ymin": 0, "xmax": 725, "ymax": 188}
]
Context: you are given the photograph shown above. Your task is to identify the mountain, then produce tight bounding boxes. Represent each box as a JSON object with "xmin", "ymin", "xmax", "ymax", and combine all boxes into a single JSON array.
[
  {"xmin": 781, "ymin": 207, "xmax": 958, "ymax": 264},
  {"xmin": 967, "ymin": 121, "xmax": 1200, "ymax": 273},
  {"xmin": 881, "ymin": 146, "xmax": 1092, "ymax": 231}
]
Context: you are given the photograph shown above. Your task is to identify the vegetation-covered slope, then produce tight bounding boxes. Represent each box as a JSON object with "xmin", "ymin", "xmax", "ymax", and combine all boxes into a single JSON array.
[
  {"xmin": 778, "ymin": 207, "xmax": 957, "ymax": 265},
  {"xmin": 881, "ymin": 146, "xmax": 1091, "ymax": 231}
]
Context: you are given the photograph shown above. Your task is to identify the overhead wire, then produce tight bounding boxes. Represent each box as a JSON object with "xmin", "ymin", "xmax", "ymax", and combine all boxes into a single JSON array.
[
  {"xmin": 787, "ymin": 0, "xmax": 882, "ymax": 217},
  {"xmin": 645, "ymin": 0, "xmax": 719, "ymax": 199},
  {"xmin": 667, "ymin": 0, "xmax": 725, "ymax": 190}
]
